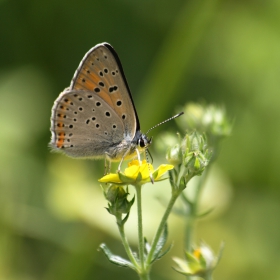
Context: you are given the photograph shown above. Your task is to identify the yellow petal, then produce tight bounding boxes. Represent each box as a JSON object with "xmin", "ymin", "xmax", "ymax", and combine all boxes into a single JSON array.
[
  {"xmin": 139, "ymin": 163, "xmax": 154, "ymax": 179},
  {"xmin": 124, "ymin": 164, "xmax": 142, "ymax": 179},
  {"xmin": 128, "ymin": 159, "xmax": 147, "ymax": 167},
  {"xmin": 128, "ymin": 160, "xmax": 140, "ymax": 167},
  {"xmin": 98, "ymin": 173, "xmax": 122, "ymax": 183},
  {"xmin": 98, "ymin": 160, "xmax": 165, "ymax": 186},
  {"xmin": 193, "ymin": 249, "xmax": 202, "ymax": 259},
  {"xmin": 154, "ymin": 164, "xmax": 174, "ymax": 180}
]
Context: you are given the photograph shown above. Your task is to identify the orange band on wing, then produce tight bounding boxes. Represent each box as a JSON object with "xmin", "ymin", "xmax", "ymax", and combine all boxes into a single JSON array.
[{"xmin": 56, "ymin": 133, "xmax": 65, "ymax": 148}]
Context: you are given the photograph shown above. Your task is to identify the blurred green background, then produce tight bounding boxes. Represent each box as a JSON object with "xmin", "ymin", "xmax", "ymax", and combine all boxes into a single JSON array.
[{"xmin": 1, "ymin": 0, "xmax": 280, "ymax": 279}]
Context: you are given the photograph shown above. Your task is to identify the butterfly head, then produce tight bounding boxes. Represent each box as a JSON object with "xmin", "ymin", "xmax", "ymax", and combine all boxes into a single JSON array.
[
  {"xmin": 133, "ymin": 130, "xmax": 151, "ymax": 150},
  {"xmin": 137, "ymin": 134, "xmax": 152, "ymax": 149}
]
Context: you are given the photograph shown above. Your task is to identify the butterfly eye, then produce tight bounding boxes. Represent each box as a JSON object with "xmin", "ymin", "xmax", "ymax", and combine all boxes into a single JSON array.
[{"xmin": 138, "ymin": 137, "xmax": 147, "ymax": 148}]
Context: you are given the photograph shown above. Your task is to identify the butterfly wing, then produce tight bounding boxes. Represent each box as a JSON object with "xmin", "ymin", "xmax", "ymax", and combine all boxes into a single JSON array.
[
  {"xmin": 50, "ymin": 89, "xmax": 125, "ymax": 158},
  {"xmin": 70, "ymin": 43, "xmax": 140, "ymax": 138},
  {"xmin": 50, "ymin": 43, "xmax": 140, "ymax": 160}
]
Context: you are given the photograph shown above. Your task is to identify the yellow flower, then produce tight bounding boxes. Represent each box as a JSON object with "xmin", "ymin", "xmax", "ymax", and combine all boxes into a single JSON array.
[{"xmin": 98, "ymin": 160, "xmax": 174, "ymax": 186}]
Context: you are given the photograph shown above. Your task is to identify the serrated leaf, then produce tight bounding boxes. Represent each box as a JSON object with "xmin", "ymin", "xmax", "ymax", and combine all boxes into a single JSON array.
[
  {"xmin": 98, "ymin": 243, "xmax": 135, "ymax": 270},
  {"xmin": 151, "ymin": 243, "xmax": 173, "ymax": 264},
  {"xmin": 149, "ymin": 223, "xmax": 169, "ymax": 263},
  {"xmin": 144, "ymin": 237, "xmax": 151, "ymax": 254}
]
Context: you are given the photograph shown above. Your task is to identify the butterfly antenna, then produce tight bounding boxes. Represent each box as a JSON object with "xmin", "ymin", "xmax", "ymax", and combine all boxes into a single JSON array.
[
  {"xmin": 147, "ymin": 148, "xmax": 153, "ymax": 164},
  {"xmin": 146, "ymin": 112, "xmax": 184, "ymax": 134}
]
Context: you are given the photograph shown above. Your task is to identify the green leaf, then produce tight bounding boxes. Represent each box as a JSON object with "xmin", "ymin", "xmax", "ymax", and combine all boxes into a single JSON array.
[
  {"xmin": 98, "ymin": 243, "xmax": 135, "ymax": 270},
  {"xmin": 118, "ymin": 212, "xmax": 130, "ymax": 226},
  {"xmin": 150, "ymin": 223, "xmax": 169, "ymax": 263},
  {"xmin": 179, "ymin": 176, "xmax": 187, "ymax": 190},
  {"xmin": 144, "ymin": 237, "xmax": 151, "ymax": 254},
  {"xmin": 168, "ymin": 169, "xmax": 177, "ymax": 189},
  {"xmin": 172, "ymin": 266, "xmax": 193, "ymax": 276},
  {"xmin": 152, "ymin": 243, "xmax": 173, "ymax": 263},
  {"xmin": 185, "ymin": 251, "xmax": 197, "ymax": 262},
  {"xmin": 152, "ymin": 169, "xmax": 159, "ymax": 180},
  {"xmin": 118, "ymin": 172, "xmax": 136, "ymax": 184}
]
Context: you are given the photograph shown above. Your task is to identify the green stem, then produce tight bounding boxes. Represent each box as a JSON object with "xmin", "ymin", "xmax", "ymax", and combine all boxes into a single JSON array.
[
  {"xmin": 185, "ymin": 170, "xmax": 209, "ymax": 280},
  {"xmin": 205, "ymin": 272, "xmax": 213, "ymax": 280},
  {"xmin": 185, "ymin": 169, "xmax": 209, "ymax": 250},
  {"xmin": 185, "ymin": 216, "xmax": 195, "ymax": 280},
  {"xmin": 146, "ymin": 189, "xmax": 181, "ymax": 265},
  {"xmin": 117, "ymin": 221, "xmax": 139, "ymax": 270},
  {"xmin": 135, "ymin": 185, "xmax": 146, "ymax": 271},
  {"xmin": 139, "ymin": 272, "xmax": 150, "ymax": 280},
  {"xmin": 184, "ymin": 216, "xmax": 195, "ymax": 252}
]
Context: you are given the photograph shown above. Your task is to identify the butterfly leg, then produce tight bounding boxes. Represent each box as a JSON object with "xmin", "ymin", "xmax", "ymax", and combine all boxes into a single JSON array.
[
  {"xmin": 104, "ymin": 158, "xmax": 108, "ymax": 175},
  {"xmin": 117, "ymin": 148, "xmax": 132, "ymax": 172},
  {"xmin": 135, "ymin": 148, "xmax": 141, "ymax": 164},
  {"xmin": 117, "ymin": 154, "xmax": 127, "ymax": 172},
  {"xmin": 104, "ymin": 156, "xmax": 111, "ymax": 175},
  {"xmin": 107, "ymin": 161, "xmax": 111, "ymax": 174}
]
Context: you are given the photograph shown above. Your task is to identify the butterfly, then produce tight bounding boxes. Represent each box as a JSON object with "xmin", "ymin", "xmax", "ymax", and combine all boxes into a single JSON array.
[{"xmin": 50, "ymin": 42, "xmax": 183, "ymax": 172}]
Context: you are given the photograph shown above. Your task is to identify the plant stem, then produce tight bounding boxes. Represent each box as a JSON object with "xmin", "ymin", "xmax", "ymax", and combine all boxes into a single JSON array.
[
  {"xmin": 184, "ymin": 216, "xmax": 194, "ymax": 252},
  {"xmin": 146, "ymin": 190, "xmax": 181, "ymax": 265},
  {"xmin": 184, "ymin": 170, "xmax": 208, "ymax": 251},
  {"xmin": 117, "ymin": 221, "xmax": 139, "ymax": 269},
  {"xmin": 135, "ymin": 185, "xmax": 146, "ymax": 271},
  {"xmin": 185, "ymin": 170, "xmax": 209, "ymax": 280},
  {"xmin": 139, "ymin": 272, "xmax": 150, "ymax": 280},
  {"xmin": 205, "ymin": 272, "xmax": 213, "ymax": 280}
]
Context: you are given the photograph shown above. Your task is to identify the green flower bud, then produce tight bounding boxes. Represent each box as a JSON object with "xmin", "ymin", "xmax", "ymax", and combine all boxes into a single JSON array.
[
  {"xmin": 181, "ymin": 132, "xmax": 211, "ymax": 177},
  {"xmin": 105, "ymin": 185, "xmax": 127, "ymax": 204},
  {"xmin": 176, "ymin": 103, "xmax": 232, "ymax": 156},
  {"xmin": 104, "ymin": 185, "xmax": 134, "ymax": 216},
  {"xmin": 108, "ymin": 196, "xmax": 134, "ymax": 216},
  {"xmin": 177, "ymin": 103, "xmax": 231, "ymax": 135},
  {"xmin": 166, "ymin": 143, "xmax": 182, "ymax": 166},
  {"xmin": 172, "ymin": 241, "xmax": 224, "ymax": 277}
]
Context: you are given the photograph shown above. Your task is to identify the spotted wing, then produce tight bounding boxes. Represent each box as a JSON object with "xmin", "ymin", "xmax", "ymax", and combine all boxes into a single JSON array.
[
  {"xmin": 70, "ymin": 43, "xmax": 140, "ymax": 138},
  {"xmin": 50, "ymin": 89, "xmax": 125, "ymax": 158}
]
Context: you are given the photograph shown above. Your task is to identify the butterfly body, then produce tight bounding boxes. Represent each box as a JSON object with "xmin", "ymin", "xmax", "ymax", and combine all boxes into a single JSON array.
[{"xmin": 50, "ymin": 43, "xmax": 151, "ymax": 165}]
